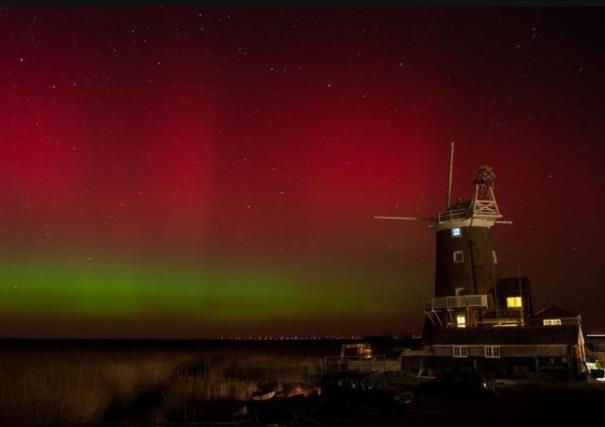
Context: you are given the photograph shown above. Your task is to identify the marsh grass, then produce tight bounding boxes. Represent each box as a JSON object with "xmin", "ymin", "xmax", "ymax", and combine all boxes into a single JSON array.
[
  {"xmin": 162, "ymin": 352, "xmax": 323, "ymax": 422},
  {"xmin": 0, "ymin": 347, "xmax": 196, "ymax": 425},
  {"xmin": 0, "ymin": 346, "xmax": 323, "ymax": 425}
]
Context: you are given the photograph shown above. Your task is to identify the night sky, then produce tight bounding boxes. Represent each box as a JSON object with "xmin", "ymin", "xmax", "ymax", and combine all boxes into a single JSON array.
[{"xmin": 1, "ymin": 7, "xmax": 604, "ymax": 338}]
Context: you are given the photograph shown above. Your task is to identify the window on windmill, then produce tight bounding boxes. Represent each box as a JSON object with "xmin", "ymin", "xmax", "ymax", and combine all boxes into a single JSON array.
[
  {"xmin": 453, "ymin": 250, "xmax": 464, "ymax": 263},
  {"xmin": 451, "ymin": 227, "xmax": 461, "ymax": 237},
  {"xmin": 506, "ymin": 296, "xmax": 523, "ymax": 308},
  {"xmin": 456, "ymin": 314, "xmax": 466, "ymax": 328},
  {"xmin": 492, "ymin": 250, "xmax": 498, "ymax": 264},
  {"xmin": 543, "ymin": 318, "xmax": 562, "ymax": 326}
]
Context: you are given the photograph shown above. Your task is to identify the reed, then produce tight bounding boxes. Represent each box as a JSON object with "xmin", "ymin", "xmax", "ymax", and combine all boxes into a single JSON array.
[
  {"xmin": 0, "ymin": 346, "xmax": 322, "ymax": 425},
  {"xmin": 0, "ymin": 347, "xmax": 195, "ymax": 425},
  {"xmin": 162, "ymin": 352, "xmax": 323, "ymax": 422}
]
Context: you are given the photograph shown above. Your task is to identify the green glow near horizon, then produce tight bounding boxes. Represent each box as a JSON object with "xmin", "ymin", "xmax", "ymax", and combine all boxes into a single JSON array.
[{"xmin": 0, "ymin": 261, "xmax": 407, "ymax": 322}]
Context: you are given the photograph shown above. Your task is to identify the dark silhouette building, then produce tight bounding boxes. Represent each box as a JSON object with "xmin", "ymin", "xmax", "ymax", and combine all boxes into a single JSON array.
[{"xmin": 377, "ymin": 144, "xmax": 587, "ymax": 379}]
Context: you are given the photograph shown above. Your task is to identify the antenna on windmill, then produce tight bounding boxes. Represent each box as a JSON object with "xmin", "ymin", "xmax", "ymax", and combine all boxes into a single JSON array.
[
  {"xmin": 374, "ymin": 143, "xmax": 456, "ymax": 226},
  {"xmin": 446, "ymin": 142, "xmax": 454, "ymax": 209},
  {"xmin": 374, "ymin": 143, "xmax": 517, "ymax": 329}
]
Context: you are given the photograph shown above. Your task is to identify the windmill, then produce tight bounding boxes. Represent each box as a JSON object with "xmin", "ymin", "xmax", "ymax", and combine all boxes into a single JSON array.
[{"xmin": 375, "ymin": 143, "xmax": 512, "ymax": 328}]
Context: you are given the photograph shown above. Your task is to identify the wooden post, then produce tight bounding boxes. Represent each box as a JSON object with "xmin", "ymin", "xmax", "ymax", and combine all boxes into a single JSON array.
[{"xmin": 446, "ymin": 142, "xmax": 454, "ymax": 209}]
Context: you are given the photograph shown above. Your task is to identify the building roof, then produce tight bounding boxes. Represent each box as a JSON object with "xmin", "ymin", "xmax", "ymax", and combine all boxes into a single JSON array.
[
  {"xmin": 428, "ymin": 325, "xmax": 580, "ymax": 346},
  {"xmin": 533, "ymin": 304, "xmax": 579, "ymax": 319}
]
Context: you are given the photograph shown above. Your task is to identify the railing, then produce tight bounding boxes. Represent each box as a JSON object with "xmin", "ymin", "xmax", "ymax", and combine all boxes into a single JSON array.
[
  {"xmin": 430, "ymin": 294, "xmax": 488, "ymax": 310},
  {"xmin": 437, "ymin": 200, "xmax": 502, "ymax": 223},
  {"xmin": 321, "ymin": 355, "xmax": 402, "ymax": 373},
  {"xmin": 437, "ymin": 207, "xmax": 468, "ymax": 223}
]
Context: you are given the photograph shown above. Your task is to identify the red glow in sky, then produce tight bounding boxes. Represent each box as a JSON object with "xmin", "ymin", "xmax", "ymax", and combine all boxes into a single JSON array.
[{"xmin": 0, "ymin": 7, "xmax": 604, "ymax": 337}]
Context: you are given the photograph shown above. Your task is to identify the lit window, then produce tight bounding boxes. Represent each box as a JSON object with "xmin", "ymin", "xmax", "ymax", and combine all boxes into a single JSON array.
[
  {"xmin": 451, "ymin": 227, "xmax": 461, "ymax": 237},
  {"xmin": 492, "ymin": 250, "xmax": 498, "ymax": 264},
  {"xmin": 453, "ymin": 346, "xmax": 468, "ymax": 358},
  {"xmin": 453, "ymin": 250, "xmax": 464, "ymax": 263},
  {"xmin": 456, "ymin": 314, "xmax": 466, "ymax": 328},
  {"xmin": 543, "ymin": 319, "xmax": 562, "ymax": 326},
  {"xmin": 485, "ymin": 346, "xmax": 501, "ymax": 358},
  {"xmin": 506, "ymin": 296, "xmax": 523, "ymax": 308}
]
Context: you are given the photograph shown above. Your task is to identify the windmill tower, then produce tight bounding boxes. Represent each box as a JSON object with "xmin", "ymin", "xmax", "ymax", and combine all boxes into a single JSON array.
[{"xmin": 376, "ymin": 143, "xmax": 512, "ymax": 328}]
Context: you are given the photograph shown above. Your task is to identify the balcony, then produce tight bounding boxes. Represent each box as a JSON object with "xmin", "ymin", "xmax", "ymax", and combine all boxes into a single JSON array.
[
  {"xmin": 437, "ymin": 207, "xmax": 468, "ymax": 223},
  {"xmin": 430, "ymin": 294, "xmax": 488, "ymax": 311}
]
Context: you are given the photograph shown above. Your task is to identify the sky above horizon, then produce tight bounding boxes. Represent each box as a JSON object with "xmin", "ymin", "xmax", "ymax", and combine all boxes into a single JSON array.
[{"xmin": 1, "ymin": 7, "xmax": 604, "ymax": 338}]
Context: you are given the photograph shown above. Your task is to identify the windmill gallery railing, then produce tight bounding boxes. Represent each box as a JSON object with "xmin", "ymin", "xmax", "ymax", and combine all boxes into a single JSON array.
[
  {"xmin": 437, "ymin": 207, "xmax": 468, "ymax": 223},
  {"xmin": 429, "ymin": 294, "xmax": 488, "ymax": 311}
]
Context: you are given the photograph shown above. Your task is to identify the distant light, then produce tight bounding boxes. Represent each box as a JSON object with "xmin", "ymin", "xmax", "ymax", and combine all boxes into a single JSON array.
[{"xmin": 451, "ymin": 227, "xmax": 461, "ymax": 237}]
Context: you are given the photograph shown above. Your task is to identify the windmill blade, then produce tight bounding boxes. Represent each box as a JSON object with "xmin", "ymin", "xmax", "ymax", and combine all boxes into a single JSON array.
[{"xmin": 374, "ymin": 215, "xmax": 435, "ymax": 222}]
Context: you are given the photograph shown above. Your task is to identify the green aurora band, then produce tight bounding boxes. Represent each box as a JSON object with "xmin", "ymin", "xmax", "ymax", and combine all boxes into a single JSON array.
[{"xmin": 0, "ymin": 261, "xmax": 416, "ymax": 330}]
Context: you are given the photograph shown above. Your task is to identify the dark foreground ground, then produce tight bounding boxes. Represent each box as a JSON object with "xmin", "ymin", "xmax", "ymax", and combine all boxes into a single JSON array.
[
  {"xmin": 340, "ymin": 382, "xmax": 605, "ymax": 427},
  {"xmin": 238, "ymin": 381, "xmax": 605, "ymax": 427},
  {"xmin": 1, "ymin": 339, "xmax": 603, "ymax": 426},
  {"xmin": 63, "ymin": 381, "xmax": 605, "ymax": 426}
]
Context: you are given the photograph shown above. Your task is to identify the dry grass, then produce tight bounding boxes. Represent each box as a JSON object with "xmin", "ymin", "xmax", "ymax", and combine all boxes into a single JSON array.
[
  {"xmin": 0, "ymin": 347, "xmax": 197, "ymax": 425},
  {"xmin": 162, "ymin": 352, "xmax": 323, "ymax": 422},
  {"xmin": 0, "ymin": 345, "xmax": 323, "ymax": 425}
]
